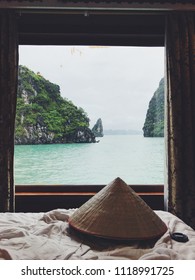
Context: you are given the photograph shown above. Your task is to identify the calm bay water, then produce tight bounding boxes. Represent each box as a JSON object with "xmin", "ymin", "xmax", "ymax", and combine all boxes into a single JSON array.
[{"xmin": 14, "ymin": 135, "xmax": 164, "ymax": 185}]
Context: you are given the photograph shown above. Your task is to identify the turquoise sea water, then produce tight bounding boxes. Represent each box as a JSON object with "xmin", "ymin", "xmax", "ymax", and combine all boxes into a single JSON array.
[{"xmin": 14, "ymin": 135, "xmax": 164, "ymax": 185}]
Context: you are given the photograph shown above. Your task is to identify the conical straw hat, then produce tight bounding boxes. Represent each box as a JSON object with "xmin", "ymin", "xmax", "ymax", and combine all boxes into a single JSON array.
[{"xmin": 69, "ymin": 177, "xmax": 167, "ymax": 240}]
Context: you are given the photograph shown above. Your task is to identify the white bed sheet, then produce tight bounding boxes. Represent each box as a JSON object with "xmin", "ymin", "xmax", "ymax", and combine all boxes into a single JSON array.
[{"xmin": 0, "ymin": 209, "xmax": 195, "ymax": 260}]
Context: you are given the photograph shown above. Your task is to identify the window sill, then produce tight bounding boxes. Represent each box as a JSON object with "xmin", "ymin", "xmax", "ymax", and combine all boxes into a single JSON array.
[{"xmin": 15, "ymin": 184, "xmax": 164, "ymax": 212}]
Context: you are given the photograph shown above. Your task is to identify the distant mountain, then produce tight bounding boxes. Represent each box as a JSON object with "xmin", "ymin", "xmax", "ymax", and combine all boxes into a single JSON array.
[
  {"xmin": 15, "ymin": 65, "xmax": 96, "ymax": 144},
  {"xmin": 143, "ymin": 78, "xmax": 164, "ymax": 137},
  {"xmin": 104, "ymin": 129, "xmax": 142, "ymax": 135}
]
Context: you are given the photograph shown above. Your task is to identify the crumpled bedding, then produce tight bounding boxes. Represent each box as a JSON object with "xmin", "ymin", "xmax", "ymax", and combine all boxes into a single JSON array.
[{"xmin": 0, "ymin": 209, "xmax": 195, "ymax": 260}]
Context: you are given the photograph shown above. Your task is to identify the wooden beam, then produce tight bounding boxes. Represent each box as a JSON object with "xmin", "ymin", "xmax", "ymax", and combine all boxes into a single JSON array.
[{"xmin": 0, "ymin": 0, "xmax": 195, "ymax": 11}]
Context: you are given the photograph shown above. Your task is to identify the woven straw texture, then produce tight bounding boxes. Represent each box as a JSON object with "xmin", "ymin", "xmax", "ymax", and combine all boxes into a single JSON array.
[{"xmin": 69, "ymin": 177, "xmax": 167, "ymax": 240}]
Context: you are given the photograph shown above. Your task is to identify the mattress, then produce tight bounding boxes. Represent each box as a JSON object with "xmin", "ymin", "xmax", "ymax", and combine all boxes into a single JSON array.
[{"xmin": 0, "ymin": 209, "xmax": 195, "ymax": 260}]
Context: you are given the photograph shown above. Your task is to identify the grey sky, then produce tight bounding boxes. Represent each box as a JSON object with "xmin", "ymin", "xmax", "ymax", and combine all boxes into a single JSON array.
[{"xmin": 19, "ymin": 46, "xmax": 164, "ymax": 132}]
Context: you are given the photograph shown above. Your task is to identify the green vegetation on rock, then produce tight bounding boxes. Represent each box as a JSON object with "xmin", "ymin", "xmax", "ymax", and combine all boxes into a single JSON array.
[
  {"xmin": 143, "ymin": 78, "xmax": 164, "ymax": 137},
  {"xmin": 15, "ymin": 65, "xmax": 95, "ymax": 144}
]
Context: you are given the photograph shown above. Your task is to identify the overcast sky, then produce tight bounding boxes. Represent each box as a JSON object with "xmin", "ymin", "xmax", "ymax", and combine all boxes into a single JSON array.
[{"xmin": 19, "ymin": 46, "xmax": 164, "ymax": 132}]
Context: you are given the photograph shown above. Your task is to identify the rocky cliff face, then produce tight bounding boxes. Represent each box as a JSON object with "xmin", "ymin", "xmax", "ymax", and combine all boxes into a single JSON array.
[
  {"xmin": 92, "ymin": 118, "xmax": 104, "ymax": 137},
  {"xmin": 15, "ymin": 121, "xmax": 55, "ymax": 145},
  {"xmin": 67, "ymin": 127, "xmax": 96, "ymax": 143},
  {"xmin": 15, "ymin": 66, "xmax": 96, "ymax": 144},
  {"xmin": 143, "ymin": 78, "xmax": 164, "ymax": 137}
]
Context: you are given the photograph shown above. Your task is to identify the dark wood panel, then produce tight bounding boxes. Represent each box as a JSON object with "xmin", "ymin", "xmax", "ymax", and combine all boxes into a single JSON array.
[
  {"xmin": 18, "ymin": 12, "xmax": 165, "ymax": 46},
  {"xmin": 15, "ymin": 184, "xmax": 164, "ymax": 212},
  {"xmin": 15, "ymin": 184, "xmax": 164, "ymax": 193}
]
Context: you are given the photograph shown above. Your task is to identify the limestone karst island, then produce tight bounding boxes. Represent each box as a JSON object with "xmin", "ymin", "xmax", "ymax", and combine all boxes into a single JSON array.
[
  {"xmin": 15, "ymin": 65, "xmax": 164, "ymax": 144},
  {"xmin": 143, "ymin": 78, "xmax": 164, "ymax": 137},
  {"xmin": 15, "ymin": 65, "xmax": 101, "ymax": 144}
]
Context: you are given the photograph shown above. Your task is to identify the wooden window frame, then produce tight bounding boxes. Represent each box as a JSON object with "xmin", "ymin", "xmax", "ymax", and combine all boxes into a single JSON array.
[{"xmin": 15, "ymin": 9, "xmax": 165, "ymax": 212}]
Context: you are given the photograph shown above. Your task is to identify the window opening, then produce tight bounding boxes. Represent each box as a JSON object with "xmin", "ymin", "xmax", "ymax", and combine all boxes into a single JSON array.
[{"xmin": 15, "ymin": 45, "xmax": 164, "ymax": 185}]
